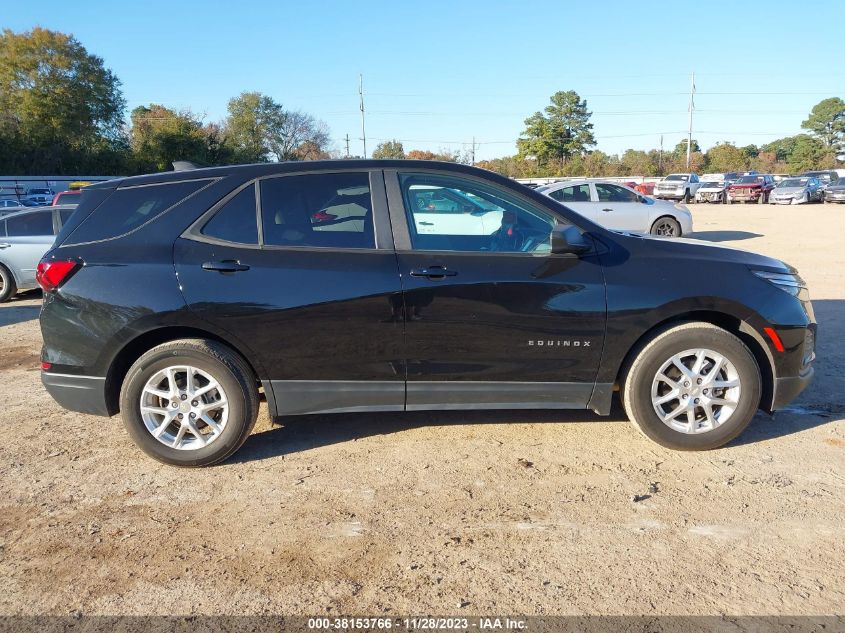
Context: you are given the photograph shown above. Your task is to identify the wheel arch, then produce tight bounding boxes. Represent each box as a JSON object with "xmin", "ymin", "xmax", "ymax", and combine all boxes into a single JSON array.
[
  {"xmin": 103, "ymin": 325, "xmax": 263, "ymax": 416},
  {"xmin": 612, "ymin": 310, "xmax": 775, "ymax": 413}
]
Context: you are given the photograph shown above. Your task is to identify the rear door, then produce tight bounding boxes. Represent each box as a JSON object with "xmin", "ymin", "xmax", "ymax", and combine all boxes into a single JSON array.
[
  {"xmin": 174, "ymin": 169, "xmax": 406, "ymax": 415},
  {"xmin": 593, "ymin": 183, "xmax": 646, "ymax": 231},
  {"xmin": 0, "ymin": 210, "xmax": 57, "ymax": 286},
  {"xmin": 386, "ymin": 169, "xmax": 607, "ymax": 410},
  {"xmin": 547, "ymin": 183, "xmax": 598, "ymax": 222}
]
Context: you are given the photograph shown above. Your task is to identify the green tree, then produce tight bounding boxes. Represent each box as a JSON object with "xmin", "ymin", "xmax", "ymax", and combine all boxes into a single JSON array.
[
  {"xmin": 705, "ymin": 143, "xmax": 748, "ymax": 173},
  {"xmin": 801, "ymin": 97, "xmax": 845, "ymax": 151},
  {"xmin": 129, "ymin": 104, "xmax": 225, "ymax": 172},
  {"xmin": 0, "ymin": 27, "xmax": 127, "ymax": 174},
  {"xmin": 673, "ymin": 139, "xmax": 701, "ymax": 156},
  {"xmin": 517, "ymin": 90, "xmax": 595, "ymax": 164},
  {"xmin": 372, "ymin": 139, "xmax": 405, "ymax": 159},
  {"xmin": 224, "ymin": 91, "xmax": 331, "ymax": 163},
  {"xmin": 787, "ymin": 135, "xmax": 827, "ymax": 173},
  {"xmin": 620, "ymin": 149, "xmax": 659, "ymax": 176}
]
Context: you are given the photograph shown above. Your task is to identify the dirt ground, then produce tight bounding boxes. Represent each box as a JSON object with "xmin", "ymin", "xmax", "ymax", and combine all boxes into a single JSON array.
[{"xmin": 1, "ymin": 203, "xmax": 843, "ymax": 617}]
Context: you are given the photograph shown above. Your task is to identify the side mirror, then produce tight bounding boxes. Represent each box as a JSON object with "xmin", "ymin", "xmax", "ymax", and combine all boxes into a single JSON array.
[{"xmin": 551, "ymin": 224, "xmax": 590, "ymax": 255}]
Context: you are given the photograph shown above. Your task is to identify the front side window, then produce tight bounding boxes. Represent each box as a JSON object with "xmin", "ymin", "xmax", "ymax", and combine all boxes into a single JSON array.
[
  {"xmin": 260, "ymin": 173, "xmax": 374, "ymax": 249},
  {"xmin": 595, "ymin": 183, "xmax": 638, "ymax": 203},
  {"xmin": 550, "ymin": 184, "xmax": 591, "ymax": 203},
  {"xmin": 6, "ymin": 211, "xmax": 53, "ymax": 236},
  {"xmin": 201, "ymin": 185, "xmax": 258, "ymax": 244},
  {"xmin": 399, "ymin": 173, "xmax": 558, "ymax": 253}
]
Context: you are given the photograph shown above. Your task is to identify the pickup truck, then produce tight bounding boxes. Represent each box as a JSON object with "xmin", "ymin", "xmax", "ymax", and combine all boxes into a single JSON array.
[{"xmin": 652, "ymin": 173, "xmax": 701, "ymax": 203}]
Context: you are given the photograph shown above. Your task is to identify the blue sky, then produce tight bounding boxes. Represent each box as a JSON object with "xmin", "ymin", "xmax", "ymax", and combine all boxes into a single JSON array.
[{"xmin": 6, "ymin": 0, "xmax": 843, "ymax": 160}]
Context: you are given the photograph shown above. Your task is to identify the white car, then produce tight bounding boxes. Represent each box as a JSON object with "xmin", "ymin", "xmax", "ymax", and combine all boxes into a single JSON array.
[
  {"xmin": 695, "ymin": 180, "xmax": 730, "ymax": 204},
  {"xmin": 537, "ymin": 180, "xmax": 693, "ymax": 237}
]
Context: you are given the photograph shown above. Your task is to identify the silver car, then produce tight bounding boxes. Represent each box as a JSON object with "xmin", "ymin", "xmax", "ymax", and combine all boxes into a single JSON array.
[
  {"xmin": 537, "ymin": 180, "xmax": 693, "ymax": 236},
  {"xmin": 769, "ymin": 177, "xmax": 822, "ymax": 205},
  {"xmin": 0, "ymin": 206, "xmax": 75, "ymax": 302}
]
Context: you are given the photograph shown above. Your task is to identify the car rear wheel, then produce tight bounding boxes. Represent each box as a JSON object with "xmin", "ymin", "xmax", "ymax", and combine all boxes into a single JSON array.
[
  {"xmin": 0, "ymin": 265, "xmax": 17, "ymax": 303},
  {"xmin": 650, "ymin": 216, "xmax": 681, "ymax": 237},
  {"xmin": 621, "ymin": 322, "xmax": 761, "ymax": 450},
  {"xmin": 758, "ymin": 192, "xmax": 766, "ymax": 204},
  {"xmin": 683, "ymin": 189, "xmax": 691, "ymax": 203},
  {"xmin": 119, "ymin": 339, "xmax": 259, "ymax": 467}
]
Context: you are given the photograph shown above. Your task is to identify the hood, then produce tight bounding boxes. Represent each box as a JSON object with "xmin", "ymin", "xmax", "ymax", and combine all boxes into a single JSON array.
[
  {"xmin": 730, "ymin": 182, "xmax": 762, "ymax": 189},
  {"xmin": 699, "ymin": 183, "xmax": 725, "ymax": 190},
  {"xmin": 621, "ymin": 233, "xmax": 793, "ymax": 273},
  {"xmin": 773, "ymin": 186, "xmax": 805, "ymax": 195}
]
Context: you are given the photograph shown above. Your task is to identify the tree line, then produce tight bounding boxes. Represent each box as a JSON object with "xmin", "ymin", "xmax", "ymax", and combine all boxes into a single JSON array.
[{"xmin": 1, "ymin": 28, "xmax": 842, "ymax": 177}]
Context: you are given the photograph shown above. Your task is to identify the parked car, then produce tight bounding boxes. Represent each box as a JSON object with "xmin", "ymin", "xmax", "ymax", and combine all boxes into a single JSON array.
[
  {"xmin": 51, "ymin": 190, "xmax": 83, "ymax": 206},
  {"xmin": 823, "ymin": 177, "xmax": 845, "ymax": 203},
  {"xmin": 538, "ymin": 179, "xmax": 692, "ymax": 236},
  {"xmin": 772, "ymin": 174, "xmax": 791, "ymax": 183},
  {"xmin": 0, "ymin": 205, "xmax": 76, "ymax": 302},
  {"xmin": 633, "ymin": 181, "xmax": 656, "ymax": 196},
  {"xmin": 695, "ymin": 179, "xmax": 730, "ymax": 204},
  {"xmin": 25, "ymin": 188, "xmax": 55, "ymax": 205},
  {"xmin": 801, "ymin": 171, "xmax": 837, "ymax": 190},
  {"xmin": 36, "ymin": 160, "xmax": 815, "ymax": 466},
  {"xmin": 769, "ymin": 177, "xmax": 823, "ymax": 205},
  {"xmin": 0, "ymin": 199, "xmax": 26, "ymax": 212},
  {"xmin": 727, "ymin": 174, "xmax": 776, "ymax": 204},
  {"xmin": 653, "ymin": 173, "xmax": 702, "ymax": 203}
]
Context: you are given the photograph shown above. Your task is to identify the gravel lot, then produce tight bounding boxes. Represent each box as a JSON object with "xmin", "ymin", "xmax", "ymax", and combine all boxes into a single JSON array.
[{"xmin": 1, "ymin": 203, "xmax": 843, "ymax": 616}]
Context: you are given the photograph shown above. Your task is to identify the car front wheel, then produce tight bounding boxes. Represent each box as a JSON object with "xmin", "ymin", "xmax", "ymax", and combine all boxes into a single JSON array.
[
  {"xmin": 650, "ymin": 216, "xmax": 681, "ymax": 237},
  {"xmin": 119, "ymin": 339, "xmax": 259, "ymax": 466},
  {"xmin": 0, "ymin": 264, "xmax": 17, "ymax": 303},
  {"xmin": 622, "ymin": 322, "xmax": 761, "ymax": 450}
]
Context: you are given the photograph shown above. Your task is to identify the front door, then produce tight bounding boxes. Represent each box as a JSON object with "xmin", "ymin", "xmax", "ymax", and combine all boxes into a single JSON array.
[
  {"xmin": 593, "ymin": 183, "xmax": 645, "ymax": 231},
  {"xmin": 385, "ymin": 169, "xmax": 607, "ymax": 410},
  {"xmin": 174, "ymin": 170, "xmax": 406, "ymax": 415},
  {"xmin": 0, "ymin": 209, "xmax": 57, "ymax": 287}
]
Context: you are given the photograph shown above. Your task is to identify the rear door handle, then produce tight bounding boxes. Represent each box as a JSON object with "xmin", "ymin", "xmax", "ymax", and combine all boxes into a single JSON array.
[
  {"xmin": 601, "ymin": 208, "xmax": 613, "ymax": 213},
  {"xmin": 410, "ymin": 265, "xmax": 457, "ymax": 280},
  {"xmin": 202, "ymin": 260, "xmax": 250, "ymax": 273}
]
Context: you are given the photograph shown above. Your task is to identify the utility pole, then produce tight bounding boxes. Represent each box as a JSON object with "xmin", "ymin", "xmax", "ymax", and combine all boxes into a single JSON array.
[
  {"xmin": 470, "ymin": 136, "xmax": 476, "ymax": 165},
  {"xmin": 359, "ymin": 74, "xmax": 367, "ymax": 159},
  {"xmin": 686, "ymin": 71, "xmax": 695, "ymax": 170},
  {"xmin": 344, "ymin": 134, "xmax": 350, "ymax": 158},
  {"xmin": 659, "ymin": 135, "xmax": 664, "ymax": 173}
]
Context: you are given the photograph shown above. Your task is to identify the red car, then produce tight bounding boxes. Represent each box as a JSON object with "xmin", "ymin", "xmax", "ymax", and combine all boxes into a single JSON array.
[
  {"xmin": 634, "ymin": 182, "xmax": 656, "ymax": 196},
  {"xmin": 727, "ymin": 174, "xmax": 775, "ymax": 204},
  {"xmin": 51, "ymin": 190, "xmax": 82, "ymax": 205}
]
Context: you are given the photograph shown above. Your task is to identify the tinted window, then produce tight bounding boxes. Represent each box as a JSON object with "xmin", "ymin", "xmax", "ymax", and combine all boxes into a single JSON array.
[
  {"xmin": 399, "ymin": 172, "xmax": 557, "ymax": 253},
  {"xmin": 67, "ymin": 179, "xmax": 209, "ymax": 244},
  {"xmin": 260, "ymin": 173, "xmax": 374, "ymax": 249},
  {"xmin": 6, "ymin": 211, "xmax": 53, "ymax": 236},
  {"xmin": 202, "ymin": 185, "xmax": 258, "ymax": 244},
  {"xmin": 596, "ymin": 183, "xmax": 638, "ymax": 203},
  {"xmin": 550, "ymin": 184, "xmax": 590, "ymax": 202}
]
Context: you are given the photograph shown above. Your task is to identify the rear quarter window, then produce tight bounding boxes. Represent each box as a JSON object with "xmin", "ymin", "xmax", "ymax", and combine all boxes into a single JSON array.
[{"xmin": 65, "ymin": 179, "xmax": 212, "ymax": 244}]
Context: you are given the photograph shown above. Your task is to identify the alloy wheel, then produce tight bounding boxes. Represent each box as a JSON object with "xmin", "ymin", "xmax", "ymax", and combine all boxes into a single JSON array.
[
  {"xmin": 139, "ymin": 365, "xmax": 229, "ymax": 450},
  {"xmin": 650, "ymin": 348, "xmax": 742, "ymax": 434}
]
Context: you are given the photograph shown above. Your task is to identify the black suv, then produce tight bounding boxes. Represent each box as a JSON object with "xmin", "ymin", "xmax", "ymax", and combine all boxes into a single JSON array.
[{"xmin": 38, "ymin": 160, "xmax": 816, "ymax": 466}]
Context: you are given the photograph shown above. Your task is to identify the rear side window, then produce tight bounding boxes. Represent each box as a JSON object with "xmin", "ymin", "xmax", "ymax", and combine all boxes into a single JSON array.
[
  {"xmin": 67, "ymin": 179, "xmax": 209, "ymax": 244},
  {"xmin": 550, "ymin": 184, "xmax": 591, "ymax": 202},
  {"xmin": 201, "ymin": 185, "xmax": 258, "ymax": 244},
  {"xmin": 260, "ymin": 173, "xmax": 374, "ymax": 249},
  {"xmin": 6, "ymin": 211, "xmax": 53, "ymax": 236}
]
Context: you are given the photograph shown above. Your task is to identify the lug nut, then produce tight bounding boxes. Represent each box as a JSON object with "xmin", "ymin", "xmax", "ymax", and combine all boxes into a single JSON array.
[
  {"xmin": 703, "ymin": 389, "xmax": 709, "ymax": 395},
  {"xmin": 191, "ymin": 400, "xmax": 198, "ymax": 407},
  {"xmin": 172, "ymin": 401, "xmax": 178, "ymax": 408},
  {"xmin": 177, "ymin": 413, "xmax": 184, "ymax": 420},
  {"xmin": 180, "ymin": 394, "xmax": 187, "ymax": 401},
  {"xmin": 696, "ymin": 378, "xmax": 702, "ymax": 385},
  {"xmin": 694, "ymin": 398, "xmax": 700, "ymax": 404},
  {"xmin": 682, "ymin": 394, "xmax": 689, "ymax": 399},
  {"xmin": 684, "ymin": 381, "xmax": 690, "ymax": 387}
]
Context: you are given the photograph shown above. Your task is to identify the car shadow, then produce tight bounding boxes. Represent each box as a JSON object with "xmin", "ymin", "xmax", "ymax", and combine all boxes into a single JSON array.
[
  {"xmin": 688, "ymin": 230, "xmax": 763, "ymax": 242},
  {"xmin": 0, "ymin": 291, "xmax": 42, "ymax": 327}
]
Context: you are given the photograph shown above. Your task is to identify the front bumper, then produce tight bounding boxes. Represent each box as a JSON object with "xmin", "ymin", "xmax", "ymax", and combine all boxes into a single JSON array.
[
  {"xmin": 42, "ymin": 372, "xmax": 111, "ymax": 416},
  {"xmin": 772, "ymin": 369, "xmax": 814, "ymax": 410},
  {"xmin": 825, "ymin": 193, "xmax": 845, "ymax": 203},
  {"xmin": 696, "ymin": 191, "xmax": 725, "ymax": 202},
  {"xmin": 770, "ymin": 195, "xmax": 805, "ymax": 205},
  {"xmin": 729, "ymin": 190, "xmax": 763, "ymax": 201}
]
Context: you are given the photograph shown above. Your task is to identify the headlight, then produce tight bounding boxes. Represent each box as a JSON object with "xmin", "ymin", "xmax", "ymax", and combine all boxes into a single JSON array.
[{"xmin": 752, "ymin": 270, "xmax": 806, "ymax": 297}]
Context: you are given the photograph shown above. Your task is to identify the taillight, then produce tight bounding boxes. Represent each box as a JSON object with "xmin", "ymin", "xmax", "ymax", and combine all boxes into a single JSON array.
[{"xmin": 36, "ymin": 259, "xmax": 80, "ymax": 292}]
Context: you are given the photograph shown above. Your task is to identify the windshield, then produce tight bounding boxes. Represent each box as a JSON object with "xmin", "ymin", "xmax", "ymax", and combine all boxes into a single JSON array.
[
  {"xmin": 736, "ymin": 176, "xmax": 763, "ymax": 184},
  {"xmin": 702, "ymin": 181, "xmax": 725, "ymax": 187},
  {"xmin": 778, "ymin": 179, "xmax": 807, "ymax": 188},
  {"xmin": 664, "ymin": 174, "xmax": 688, "ymax": 181},
  {"xmin": 835, "ymin": 178, "xmax": 845, "ymax": 186}
]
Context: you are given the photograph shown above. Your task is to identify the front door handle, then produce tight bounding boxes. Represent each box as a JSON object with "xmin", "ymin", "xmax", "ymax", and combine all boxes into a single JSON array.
[
  {"xmin": 0, "ymin": 243, "xmax": 10, "ymax": 249},
  {"xmin": 202, "ymin": 260, "xmax": 250, "ymax": 273},
  {"xmin": 601, "ymin": 208, "xmax": 613, "ymax": 213},
  {"xmin": 410, "ymin": 265, "xmax": 458, "ymax": 280}
]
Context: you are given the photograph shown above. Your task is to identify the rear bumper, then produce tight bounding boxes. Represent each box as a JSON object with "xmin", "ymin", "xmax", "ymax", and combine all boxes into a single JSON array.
[
  {"xmin": 771, "ymin": 368, "xmax": 814, "ymax": 411},
  {"xmin": 42, "ymin": 372, "xmax": 111, "ymax": 416}
]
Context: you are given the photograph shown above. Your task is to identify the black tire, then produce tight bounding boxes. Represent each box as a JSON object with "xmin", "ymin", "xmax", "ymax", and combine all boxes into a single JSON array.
[
  {"xmin": 720, "ymin": 192, "xmax": 727, "ymax": 204},
  {"xmin": 683, "ymin": 189, "xmax": 691, "ymax": 203},
  {"xmin": 726, "ymin": 195, "xmax": 732, "ymax": 205},
  {"xmin": 650, "ymin": 216, "xmax": 681, "ymax": 237},
  {"xmin": 0, "ymin": 264, "xmax": 17, "ymax": 303},
  {"xmin": 621, "ymin": 322, "xmax": 761, "ymax": 451},
  {"xmin": 758, "ymin": 192, "xmax": 766, "ymax": 204},
  {"xmin": 119, "ymin": 338, "xmax": 259, "ymax": 467}
]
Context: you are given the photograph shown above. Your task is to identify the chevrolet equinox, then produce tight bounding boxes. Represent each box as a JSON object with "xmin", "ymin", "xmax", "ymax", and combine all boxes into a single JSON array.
[{"xmin": 38, "ymin": 160, "xmax": 816, "ymax": 466}]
